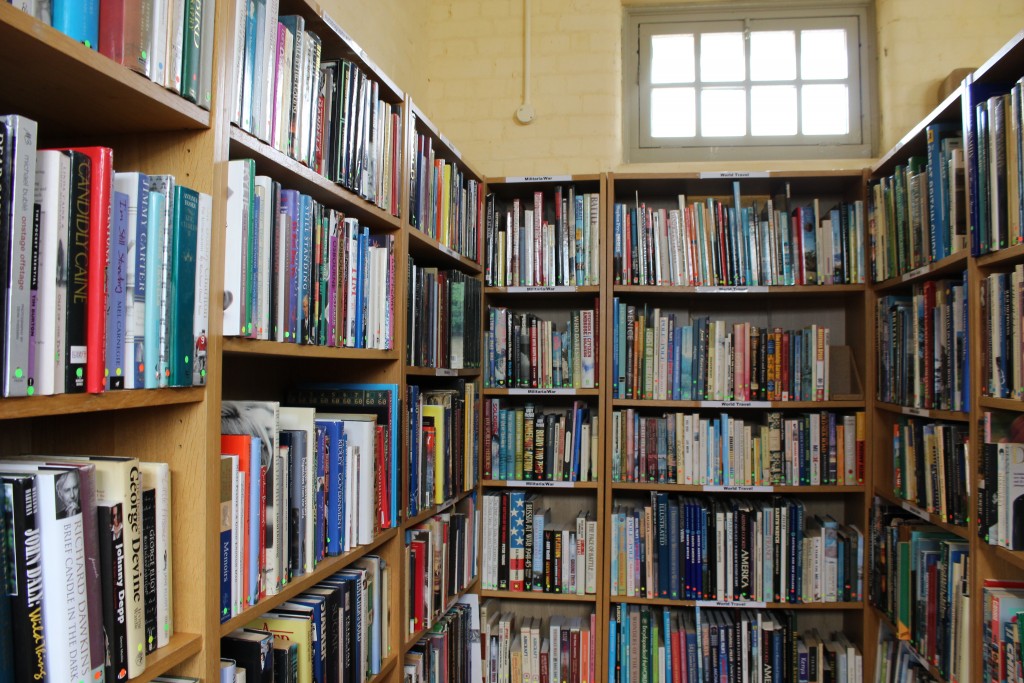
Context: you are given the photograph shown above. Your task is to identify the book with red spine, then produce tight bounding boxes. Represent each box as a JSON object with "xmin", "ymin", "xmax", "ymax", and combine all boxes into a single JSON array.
[{"xmin": 60, "ymin": 146, "xmax": 112, "ymax": 394}]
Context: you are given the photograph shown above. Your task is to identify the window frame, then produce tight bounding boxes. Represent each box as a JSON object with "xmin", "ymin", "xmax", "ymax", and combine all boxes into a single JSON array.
[{"xmin": 623, "ymin": 1, "xmax": 877, "ymax": 163}]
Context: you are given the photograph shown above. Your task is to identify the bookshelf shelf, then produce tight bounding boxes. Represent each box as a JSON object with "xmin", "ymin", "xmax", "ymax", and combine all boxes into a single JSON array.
[
  {"xmin": 478, "ymin": 589, "xmax": 597, "ymax": 603},
  {"xmin": 403, "ymin": 576, "xmax": 480, "ymax": 653},
  {"xmin": 992, "ymin": 545, "xmax": 1024, "ymax": 573},
  {"xmin": 483, "ymin": 387, "xmax": 601, "ymax": 397},
  {"xmin": 611, "ymin": 398, "xmax": 865, "ymax": 410},
  {"xmin": 228, "ymin": 126, "xmax": 402, "ymax": 230},
  {"xmin": 407, "ymin": 226, "xmax": 483, "ymax": 273},
  {"xmin": 976, "ymin": 240, "xmax": 1024, "ymax": 268},
  {"xmin": 0, "ymin": 387, "xmax": 206, "ymax": 420},
  {"xmin": 871, "ymin": 86, "xmax": 963, "ymax": 178},
  {"xmin": 405, "ymin": 487, "xmax": 477, "ymax": 527},
  {"xmin": 874, "ymin": 401, "xmax": 970, "ymax": 422},
  {"xmin": 0, "ymin": 3, "xmax": 210, "ymax": 136},
  {"xmin": 482, "ymin": 479, "xmax": 600, "ymax": 490},
  {"xmin": 610, "ymin": 596, "xmax": 864, "ymax": 610},
  {"xmin": 872, "ymin": 250, "xmax": 968, "ymax": 293},
  {"xmin": 369, "ymin": 654, "xmax": 399, "ymax": 683},
  {"xmin": 219, "ymin": 527, "xmax": 399, "ymax": 636},
  {"xmin": 404, "ymin": 365, "xmax": 481, "ymax": 378},
  {"xmin": 612, "ymin": 283, "xmax": 866, "ymax": 296},
  {"xmin": 610, "ymin": 482, "xmax": 865, "ymax": 494},
  {"xmin": 222, "ymin": 337, "xmax": 398, "ymax": 360},
  {"xmin": 485, "ymin": 285, "xmax": 602, "ymax": 296},
  {"xmin": 127, "ymin": 632, "xmax": 204, "ymax": 683},
  {"xmin": 872, "ymin": 606, "xmax": 948, "ymax": 683},
  {"xmin": 979, "ymin": 396, "xmax": 1024, "ymax": 412},
  {"xmin": 873, "ymin": 488, "xmax": 970, "ymax": 540}
]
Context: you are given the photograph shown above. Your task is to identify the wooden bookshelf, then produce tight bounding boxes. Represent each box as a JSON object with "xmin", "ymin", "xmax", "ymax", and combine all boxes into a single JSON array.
[
  {"xmin": 871, "ymin": 250, "xmax": 968, "ymax": 293},
  {"xmin": 980, "ymin": 396, "xmax": 1024, "ymax": 412},
  {"xmin": 611, "ymin": 398, "xmax": 865, "ymax": 410},
  {"xmin": 610, "ymin": 596, "xmax": 864, "ymax": 610},
  {"xmin": 872, "ymin": 606, "xmax": 948, "ymax": 682},
  {"xmin": 479, "ymin": 589, "xmax": 598, "ymax": 603},
  {"xmin": 610, "ymin": 482, "xmax": 866, "ymax": 494},
  {"xmin": 126, "ymin": 632, "xmax": 204, "ymax": 683},
  {"xmin": 613, "ymin": 283, "xmax": 866, "ymax": 296},
  {"xmin": 222, "ymin": 337, "xmax": 399, "ymax": 360},
  {"xmin": 874, "ymin": 401, "xmax": 970, "ymax": 422},
  {"xmin": 482, "ymin": 479, "xmax": 600, "ymax": 490}
]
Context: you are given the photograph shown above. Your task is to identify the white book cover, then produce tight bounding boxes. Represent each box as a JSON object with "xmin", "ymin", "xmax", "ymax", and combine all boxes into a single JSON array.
[
  {"xmin": 231, "ymin": 459, "xmax": 244, "ymax": 616},
  {"xmin": 322, "ymin": 412, "xmax": 377, "ymax": 546},
  {"xmin": 33, "ymin": 150, "xmax": 70, "ymax": 396},
  {"xmin": 580, "ymin": 309, "xmax": 595, "ymax": 388},
  {"xmin": 166, "ymin": 0, "xmax": 186, "ymax": 92},
  {"xmin": 113, "ymin": 171, "xmax": 150, "ymax": 390},
  {"xmin": 141, "ymin": 461, "xmax": 173, "ymax": 647},
  {"xmin": 193, "ymin": 191, "xmax": 212, "ymax": 384},
  {"xmin": 149, "ymin": 0, "xmax": 168, "ymax": 85},
  {"xmin": 224, "ymin": 160, "xmax": 250, "ymax": 336},
  {"xmin": 3, "ymin": 115, "xmax": 37, "ymax": 397},
  {"xmin": 35, "ymin": 468, "xmax": 92, "ymax": 682},
  {"xmin": 253, "ymin": 176, "xmax": 273, "ymax": 340}
]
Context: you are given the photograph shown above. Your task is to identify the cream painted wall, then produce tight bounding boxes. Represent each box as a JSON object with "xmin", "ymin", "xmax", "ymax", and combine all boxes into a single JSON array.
[{"xmin": 320, "ymin": 0, "xmax": 1024, "ymax": 177}]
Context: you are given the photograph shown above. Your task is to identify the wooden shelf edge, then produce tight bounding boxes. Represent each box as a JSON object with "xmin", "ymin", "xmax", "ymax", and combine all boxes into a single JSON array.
[
  {"xmin": 222, "ymin": 337, "xmax": 398, "ymax": 360},
  {"xmin": 405, "ymin": 487, "xmax": 476, "ymax": 527},
  {"xmin": 0, "ymin": 386, "xmax": 205, "ymax": 420},
  {"xmin": 612, "ymin": 284, "xmax": 866, "ymax": 295},
  {"xmin": 406, "ymin": 227, "xmax": 483, "ymax": 273},
  {"xmin": 219, "ymin": 527, "xmax": 399, "ymax": 635},
  {"xmin": 873, "ymin": 488, "xmax": 970, "ymax": 539},
  {"xmin": 478, "ymin": 589, "xmax": 597, "ymax": 603},
  {"xmin": 871, "ymin": 604, "xmax": 948, "ymax": 682},
  {"xmin": 402, "ymin": 576, "xmax": 481, "ymax": 653},
  {"xmin": 611, "ymin": 398, "xmax": 865, "ymax": 410},
  {"xmin": 127, "ymin": 632, "xmax": 203, "ymax": 683},
  {"xmin": 979, "ymin": 396, "xmax": 1024, "ymax": 413},
  {"xmin": 482, "ymin": 387, "xmax": 601, "ymax": 397},
  {"xmin": 874, "ymin": 401, "xmax": 970, "ymax": 422},
  {"xmin": 871, "ymin": 251, "xmax": 968, "ymax": 292},
  {"xmin": 368, "ymin": 653, "xmax": 399, "ymax": 683},
  {"xmin": 610, "ymin": 482, "xmax": 866, "ymax": 494},
  {"xmin": 405, "ymin": 365, "xmax": 481, "ymax": 378},
  {"xmin": 977, "ymin": 240, "xmax": 1024, "ymax": 268},
  {"xmin": 485, "ymin": 285, "xmax": 602, "ymax": 295},
  {"xmin": 610, "ymin": 596, "xmax": 864, "ymax": 609},
  {"xmin": 481, "ymin": 479, "xmax": 600, "ymax": 490}
]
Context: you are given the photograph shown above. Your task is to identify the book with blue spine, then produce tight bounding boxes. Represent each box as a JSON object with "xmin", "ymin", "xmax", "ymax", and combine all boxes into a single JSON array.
[
  {"xmin": 52, "ymin": 0, "xmax": 99, "ymax": 48},
  {"xmin": 113, "ymin": 172, "xmax": 150, "ymax": 390},
  {"xmin": 143, "ymin": 189, "xmax": 165, "ymax": 388},
  {"xmin": 105, "ymin": 190, "xmax": 129, "ymax": 389},
  {"xmin": 313, "ymin": 422, "xmax": 327, "ymax": 562},
  {"xmin": 297, "ymin": 194, "xmax": 313, "ymax": 344},
  {"xmin": 279, "ymin": 188, "xmax": 299, "ymax": 342},
  {"xmin": 219, "ymin": 456, "xmax": 233, "ymax": 622},
  {"xmin": 315, "ymin": 417, "xmax": 343, "ymax": 556}
]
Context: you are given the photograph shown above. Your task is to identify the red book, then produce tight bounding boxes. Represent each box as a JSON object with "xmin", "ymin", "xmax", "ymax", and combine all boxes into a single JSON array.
[
  {"xmin": 570, "ymin": 626, "xmax": 579, "ymax": 683},
  {"xmin": 539, "ymin": 648, "xmax": 549, "ymax": 683},
  {"xmin": 671, "ymin": 619, "xmax": 684, "ymax": 683},
  {"xmin": 60, "ymin": 147, "xmax": 112, "ymax": 394},
  {"xmin": 98, "ymin": 0, "xmax": 148, "ymax": 75},
  {"xmin": 410, "ymin": 539, "xmax": 426, "ymax": 631}
]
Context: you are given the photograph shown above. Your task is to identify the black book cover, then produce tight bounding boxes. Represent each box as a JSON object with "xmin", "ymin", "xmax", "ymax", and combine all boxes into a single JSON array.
[
  {"xmin": 273, "ymin": 640, "xmax": 296, "ymax": 683},
  {"xmin": 222, "ymin": 628, "xmax": 274, "ymax": 683},
  {"xmin": 97, "ymin": 501, "xmax": 128, "ymax": 683},
  {"xmin": 142, "ymin": 486, "xmax": 157, "ymax": 653},
  {"xmin": 65, "ymin": 150, "xmax": 91, "ymax": 392},
  {"xmin": 1, "ymin": 474, "xmax": 46, "ymax": 681},
  {"xmin": 543, "ymin": 527, "xmax": 554, "ymax": 593}
]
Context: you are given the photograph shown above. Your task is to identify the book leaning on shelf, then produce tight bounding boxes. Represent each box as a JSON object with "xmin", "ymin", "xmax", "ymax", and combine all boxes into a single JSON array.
[
  {"xmin": 224, "ymin": 159, "xmax": 395, "ymax": 349},
  {"xmin": 610, "ymin": 494, "xmax": 863, "ymax": 604},
  {"xmin": 13, "ymin": 0, "xmax": 218, "ymax": 109},
  {"xmin": 613, "ymin": 186, "xmax": 865, "ymax": 287},
  {"xmin": 609, "ymin": 606, "xmax": 863, "ymax": 683},
  {"xmin": 1, "ymin": 115, "xmax": 211, "ymax": 397},
  {"xmin": 229, "ymin": 8, "xmax": 401, "ymax": 215},
  {"xmin": 0, "ymin": 454, "xmax": 174, "ymax": 682},
  {"xmin": 611, "ymin": 409, "xmax": 865, "ymax": 487},
  {"xmin": 480, "ymin": 601, "xmax": 597, "ymax": 683}
]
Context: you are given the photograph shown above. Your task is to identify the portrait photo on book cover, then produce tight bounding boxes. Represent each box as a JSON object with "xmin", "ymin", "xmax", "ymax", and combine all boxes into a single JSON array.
[
  {"xmin": 55, "ymin": 469, "xmax": 81, "ymax": 520},
  {"xmin": 221, "ymin": 401, "xmax": 277, "ymax": 557}
]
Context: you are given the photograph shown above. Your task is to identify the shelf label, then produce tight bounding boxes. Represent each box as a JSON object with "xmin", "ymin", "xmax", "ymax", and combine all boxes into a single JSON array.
[
  {"xmin": 323, "ymin": 13, "xmax": 350, "ymax": 43},
  {"xmin": 901, "ymin": 406, "xmax": 930, "ymax": 418},
  {"xmin": 698, "ymin": 171, "xmax": 770, "ymax": 179},
  {"xmin": 704, "ymin": 485, "xmax": 773, "ymax": 493},
  {"xmin": 504, "ymin": 175, "xmax": 574, "ymax": 183},
  {"xmin": 503, "ymin": 480, "xmax": 575, "ymax": 488},
  {"xmin": 694, "ymin": 285, "xmax": 769, "ymax": 294},
  {"xmin": 506, "ymin": 286, "xmax": 579, "ymax": 293},
  {"xmin": 438, "ymin": 244, "xmax": 461, "ymax": 260},
  {"xmin": 507, "ymin": 388, "xmax": 578, "ymax": 396},
  {"xmin": 700, "ymin": 401, "xmax": 771, "ymax": 409},
  {"xmin": 900, "ymin": 500, "xmax": 929, "ymax": 521},
  {"xmin": 695, "ymin": 600, "xmax": 767, "ymax": 609},
  {"xmin": 901, "ymin": 265, "xmax": 930, "ymax": 282},
  {"xmin": 435, "ymin": 368, "xmax": 457, "ymax": 377}
]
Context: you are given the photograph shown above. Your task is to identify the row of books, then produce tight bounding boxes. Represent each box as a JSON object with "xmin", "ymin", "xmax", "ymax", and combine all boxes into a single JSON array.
[
  {"xmin": 981, "ymin": 579, "xmax": 1024, "ymax": 683},
  {"xmin": 979, "ymin": 410, "xmax": 1024, "ymax": 549},
  {"xmin": 874, "ymin": 277, "xmax": 968, "ymax": 411},
  {"xmin": 971, "ymin": 81, "xmax": 1024, "ymax": 256},
  {"xmin": 890, "ymin": 416, "xmax": 970, "ymax": 526},
  {"xmin": 612, "ymin": 307, "xmax": 834, "ymax": 403},
  {"xmin": 609, "ymin": 606, "xmax": 864, "ymax": 683},
  {"xmin": 409, "ymin": 133, "xmax": 483, "ymax": 260},
  {"xmin": 874, "ymin": 634, "xmax": 943, "ymax": 683},
  {"xmin": 219, "ymin": 387, "xmax": 399, "ymax": 619},
  {"xmin": 982, "ymin": 267, "xmax": 1024, "ymax": 400},
  {"xmin": 613, "ymin": 192, "xmax": 866, "ymax": 287},
  {"xmin": 406, "ymin": 495, "xmax": 478, "ymax": 635},
  {"xmin": 1, "ymin": 116, "xmax": 212, "ymax": 396},
  {"xmin": 868, "ymin": 499, "xmax": 969, "ymax": 679},
  {"xmin": 404, "ymin": 597, "xmax": 480, "ymax": 683},
  {"xmin": 480, "ymin": 491, "xmax": 598, "ymax": 595},
  {"xmin": 611, "ymin": 495, "xmax": 863, "ymax": 604},
  {"xmin": 230, "ymin": 8, "xmax": 400, "ymax": 215},
  {"xmin": 870, "ymin": 126, "xmax": 968, "ymax": 281},
  {"xmin": 486, "ymin": 305, "xmax": 598, "ymax": 389},
  {"xmin": 13, "ymin": 0, "xmax": 215, "ymax": 108},
  {"xmin": 0, "ymin": 455, "xmax": 171, "ymax": 682},
  {"xmin": 407, "ymin": 381, "xmax": 478, "ymax": 518},
  {"xmin": 611, "ymin": 409, "xmax": 865, "ymax": 487},
  {"xmin": 406, "ymin": 259, "xmax": 482, "ymax": 369},
  {"xmin": 480, "ymin": 602, "xmax": 597, "ymax": 683},
  {"xmin": 482, "ymin": 399, "xmax": 599, "ymax": 483},
  {"xmin": 223, "ymin": 557, "xmax": 389, "ymax": 683},
  {"xmin": 225, "ymin": 158, "xmax": 395, "ymax": 348},
  {"xmin": 484, "ymin": 188, "xmax": 601, "ymax": 288}
]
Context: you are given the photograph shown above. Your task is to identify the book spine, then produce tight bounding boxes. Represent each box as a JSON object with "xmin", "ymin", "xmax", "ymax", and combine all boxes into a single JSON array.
[
  {"xmin": 106, "ymin": 191, "xmax": 129, "ymax": 389},
  {"xmin": 168, "ymin": 186, "xmax": 199, "ymax": 386},
  {"xmin": 3, "ymin": 116, "xmax": 36, "ymax": 397}
]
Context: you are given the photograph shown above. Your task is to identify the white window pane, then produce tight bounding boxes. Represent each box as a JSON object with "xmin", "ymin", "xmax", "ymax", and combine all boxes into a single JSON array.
[
  {"xmin": 802, "ymin": 84, "xmax": 849, "ymax": 134},
  {"xmin": 751, "ymin": 85, "xmax": 797, "ymax": 136},
  {"xmin": 701, "ymin": 88, "xmax": 747, "ymax": 137},
  {"xmin": 652, "ymin": 34, "xmax": 695, "ymax": 84},
  {"xmin": 750, "ymin": 31, "xmax": 796, "ymax": 81},
  {"xmin": 801, "ymin": 29, "xmax": 848, "ymax": 80},
  {"xmin": 700, "ymin": 32, "xmax": 745, "ymax": 83},
  {"xmin": 651, "ymin": 87, "xmax": 697, "ymax": 137}
]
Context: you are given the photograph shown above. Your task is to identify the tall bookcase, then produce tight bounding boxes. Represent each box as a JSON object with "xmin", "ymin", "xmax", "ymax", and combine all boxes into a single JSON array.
[{"xmin": 865, "ymin": 28, "xmax": 1024, "ymax": 683}]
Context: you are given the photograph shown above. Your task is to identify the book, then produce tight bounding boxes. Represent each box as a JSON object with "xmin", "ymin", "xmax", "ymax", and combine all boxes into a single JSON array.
[
  {"xmin": 52, "ymin": 0, "xmax": 100, "ymax": 48},
  {"xmin": 2, "ymin": 115, "xmax": 36, "ymax": 397},
  {"xmin": 168, "ymin": 184, "xmax": 199, "ymax": 386},
  {"xmin": 222, "ymin": 628, "xmax": 274, "ymax": 683}
]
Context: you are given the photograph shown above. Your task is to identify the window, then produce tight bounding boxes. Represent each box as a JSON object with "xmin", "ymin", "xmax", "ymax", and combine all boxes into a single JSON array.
[{"xmin": 624, "ymin": 3, "xmax": 876, "ymax": 162}]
